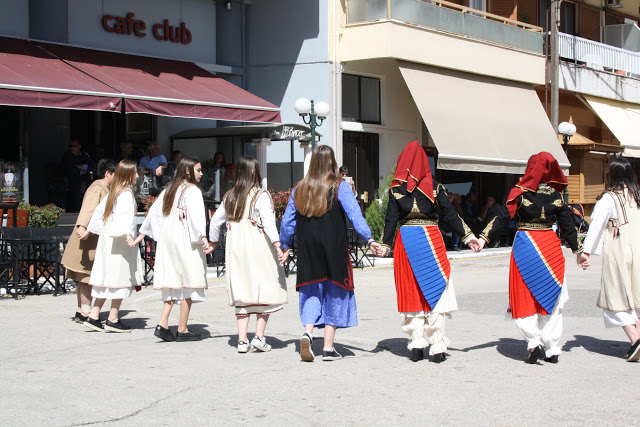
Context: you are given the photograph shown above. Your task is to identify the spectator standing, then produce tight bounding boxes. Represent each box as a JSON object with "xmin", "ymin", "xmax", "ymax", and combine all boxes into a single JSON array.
[
  {"xmin": 339, "ymin": 166, "xmax": 357, "ymax": 196},
  {"xmin": 63, "ymin": 138, "xmax": 95, "ymax": 212}
]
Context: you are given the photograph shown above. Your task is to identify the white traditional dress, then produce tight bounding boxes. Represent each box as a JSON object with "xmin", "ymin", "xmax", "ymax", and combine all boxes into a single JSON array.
[
  {"xmin": 140, "ymin": 182, "xmax": 208, "ymax": 303},
  {"xmin": 87, "ymin": 188, "xmax": 143, "ymax": 299},
  {"xmin": 209, "ymin": 188, "xmax": 287, "ymax": 315},
  {"xmin": 583, "ymin": 189, "xmax": 640, "ymax": 327}
]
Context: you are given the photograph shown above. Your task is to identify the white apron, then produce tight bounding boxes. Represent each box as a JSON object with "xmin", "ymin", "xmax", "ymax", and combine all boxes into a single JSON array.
[
  {"xmin": 225, "ymin": 189, "xmax": 287, "ymax": 309},
  {"xmin": 153, "ymin": 183, "xmax": 208, "ymax": 290}
]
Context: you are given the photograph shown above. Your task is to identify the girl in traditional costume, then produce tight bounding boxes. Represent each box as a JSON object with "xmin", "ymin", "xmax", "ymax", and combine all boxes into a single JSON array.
[
  {"xmin": 136, "ymin": 157, "xmax": 213, "ymax": 342},
  {"xmin": 209, "ymin": 157, "xmax": 287, "ymax": 353},
  {"xmin": 279, "ymin": 145, "xmax": 381, "ymax": 362},
  {"xmin": 582, "ymin": 157, "xmax": 640, "ymax": 362},
  {"xmin": 82, "ymin": 160, "xmax": 143, "ymax": 333},
  {"xmin": 478, "ymin": 152, "xmax": 586, "ymax": 363},
  {"xmin": 378, "ymin": 141, "xmax": 478, "ymax": 363},
  {"xmin": 62, "ymin": 159, "xmax": 115, "ymax": 323}
]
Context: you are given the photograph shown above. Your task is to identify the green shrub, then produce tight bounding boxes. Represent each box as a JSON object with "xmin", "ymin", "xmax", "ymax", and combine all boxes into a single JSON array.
[
  {"xmin": 365, "ymin": 167, "xmax": 395, "ymax": 241},
  {"xmin": 18, "ymin": 203, "xmax": 65, "ymax": 228}
]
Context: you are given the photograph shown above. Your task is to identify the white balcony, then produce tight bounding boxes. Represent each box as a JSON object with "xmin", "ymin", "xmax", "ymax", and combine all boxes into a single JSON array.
[
  {"xmin": 346, "ymin": 0, "xmax": 543, "ymax": 54},
  {"xmin": 558, "ymin": 32, "xmax": 640, "ymax": 76}
]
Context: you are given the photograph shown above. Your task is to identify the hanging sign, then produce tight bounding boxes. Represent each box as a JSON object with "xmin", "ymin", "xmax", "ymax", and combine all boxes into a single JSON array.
[{"xmin": 262, "ymin": 124, "xmax": 321, "ymax": 142}]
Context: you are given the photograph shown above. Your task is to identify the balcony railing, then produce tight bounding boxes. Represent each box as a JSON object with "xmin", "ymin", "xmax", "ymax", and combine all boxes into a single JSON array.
[
  {"xmin": 346, "ymin": 0, "xmax": 543, "ymax": 54},
  {"xmin": 558, "ymin": 32, "xmax": 640, "ymax": 76}
]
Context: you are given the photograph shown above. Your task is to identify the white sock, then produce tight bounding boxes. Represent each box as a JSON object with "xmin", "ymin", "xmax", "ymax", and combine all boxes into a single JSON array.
[{"xmin": 323, "ymin": 347, "xmax": 334, "ymax": 352}]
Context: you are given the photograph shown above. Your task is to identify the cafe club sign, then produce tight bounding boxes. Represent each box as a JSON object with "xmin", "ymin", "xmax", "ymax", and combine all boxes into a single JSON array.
[{"xmin": 101, "ymin": 13, "xmax": 192, "ymax": 44}]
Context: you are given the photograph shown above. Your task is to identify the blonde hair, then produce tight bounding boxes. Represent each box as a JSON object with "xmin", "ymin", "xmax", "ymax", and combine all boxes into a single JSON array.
[
  {"xmin": 103, "ymin": 160, "xmax": 138, "ymax": 222},
  {"xmin": 293, "ymin": 145, "xmax": 341, "ymax": 217}
]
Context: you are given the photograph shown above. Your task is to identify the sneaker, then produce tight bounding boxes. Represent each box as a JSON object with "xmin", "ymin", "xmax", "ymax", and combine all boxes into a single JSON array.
[
  {"xmin": 154, "ymin": 325, "xmax": 175, "ymax": 342},
  {"xmin": 74, "ymin": 312, "xmax": 88, "ymax": 323},
  {"xmin": 627, "ymin": 339, "xmax": 640, "ymax": 362},
  {"xmin": 322, "ymin": 348, "xmax": 343, "ymax": 361},
  {"xmin": 251, "ymin": 336, "xmax": 272, "ymax": 352},
  {"xmin": 83, "ymin": 316, "xmax": 104, "ymax": 332},
  {"xmin": 300, "ymin": 332, "xmax": 314, "ymax": 362},
  {"xmin": 175, "ymin": 331, "xmax": 202, "ymax": 342},
  {"xmin": 104, "ymin": 319, "xmax": 132, "ymax": 333},
  {"xmin": 237, "ymin": 340, "xmax": 251, "ymax": 353}
]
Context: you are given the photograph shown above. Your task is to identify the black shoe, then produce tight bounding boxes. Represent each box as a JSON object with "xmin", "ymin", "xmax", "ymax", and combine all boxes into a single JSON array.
[
  {"xmin": 104, "ymin": 319, "xmax": 132, "ymax": 333},
  {"xmin": 74, "ymin": 312, "xmax": 88, "ymax": 323},
  {"xmin": 322, "ymin": 348, "xmax": 343, "ymax": 361},
  {"xmin": 176, "ymin": 331, "xmax": 202, "ymax": 342},
  {"xmin": 410, "ymin": 348, "xmax": 424, "ymax": 362},
  {"xmin": 154, "ymin": 325, "xmax": 175, "ymax": 342},
  {"xmin": 432, "ymin": 352, "xmax": 446, "ymax": 363},
  {"xmin": 544, "ymin": 355, "xmax": 559, "ymax": 364},
  {"xmin": 627, "ymin": 339, "xmax": 640, "ymax": 362},
  {"xmin": 525, "ymin": 345, "xmax": 545, "ymax": 364},
  {"xmin": 83, "ymin": 316, "xmax": 104, "ymax": 332},
  {"xmin": 300, "ymin": 332, "xmax": 314, "ymax": 362}
]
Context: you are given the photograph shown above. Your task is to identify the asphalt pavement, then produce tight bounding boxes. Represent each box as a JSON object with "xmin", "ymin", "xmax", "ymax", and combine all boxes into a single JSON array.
[{"xmin": 0, "ymin": 248, "xmax": 637, "ymax": 426}]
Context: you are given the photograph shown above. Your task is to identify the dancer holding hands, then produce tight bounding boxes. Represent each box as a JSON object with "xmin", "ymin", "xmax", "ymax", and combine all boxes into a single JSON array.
[
  {"xmin": 279, "ymin": 145, "xmax": 381, "ymax": 362},
  {"xmin": 581, "ymin": 157, "xmax": 640, "ymax": 362},
  {"xmin": 478, "ymin": 152, "xmax": 585, "ymax": 364},
  {"xmin": 209, "ymin": 157, "xmax": 288, "ymax": 353},
  {"xmin": 136, "ymin": 157, "xmax": 213, "ymax": 342},
  {"xmin": 82, "ymin": 160, "xmax": 143, "ymax": 333},
  {"xmin": 376, "ymin": 141, "xmax": 480, "ymax": 363}
]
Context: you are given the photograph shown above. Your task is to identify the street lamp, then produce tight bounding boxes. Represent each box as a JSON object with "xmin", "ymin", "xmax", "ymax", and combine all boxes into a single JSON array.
[
  {"xmin": 558, "ymin": 121, "xmax": 576, "ymax": 203},
  {"xmin": 294, "ymin": 98, "xmax": 330, "ymax": 150}
]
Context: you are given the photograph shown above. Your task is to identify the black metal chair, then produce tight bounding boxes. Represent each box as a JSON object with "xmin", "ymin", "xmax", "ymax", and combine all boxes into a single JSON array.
[
  {"xmin": 0, "ymin": 239, "xmax": 28, "ymax": 298},
  {"xmin": 210, "ymin": 223, "xmax": 227, "ymax": 278},
  {"xmin": 283, "ymin": 233, "xmax": 297, "ymax": 277},
  {"xmin": 139, "ymin": 236, "xmax": 157, "ymax": 286}
]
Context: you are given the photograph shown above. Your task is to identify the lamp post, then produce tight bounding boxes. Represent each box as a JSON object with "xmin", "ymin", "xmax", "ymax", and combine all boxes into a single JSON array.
[
  {"xmin": 294, "ymin": 98, "xmax": 330, "ymax": 150},
  {"xmin": 558, "ymin": 121, "xmax": 576, "ymax": 204}
]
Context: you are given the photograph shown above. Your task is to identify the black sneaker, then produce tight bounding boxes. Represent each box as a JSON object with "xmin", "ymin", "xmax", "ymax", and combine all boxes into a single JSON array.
[
  {"xmin": 154, "ymin": 325, "xmax": 175, "ymax": 342},
  {"xmin": 104, "ymin": 319, "xmax": 132, "ymax": 333},
  {"xmin": 627, "ymin": 339, "xmax": 640, "ymax": 362},
  {"xmin": 410, "ymin": 348, "xmax": 424, "ymax": 362},
  {"xmin": 524, "ymin": 345, "xmax": 545, "ymax": 364},
  {"xmin": 544, "ymin": 355, "xmax": 559, "ymax": 364},
  {"xmin": 176, "ymin": 331, "xmax": 202, "ymax": 342},
  {"xmin": 322, "ymin": 348, "xmax": 343, "ymax": 361},
  {"xmin": 300, "ymin": 332, "xmax": 314, "ymax": 362},
  {"xmin": 83, "ymin": 316, "xmax": 104, "ymax": 332},
  {"xmin": 74, "ymin": 312, "xmax": 88, "ymax": 323}
]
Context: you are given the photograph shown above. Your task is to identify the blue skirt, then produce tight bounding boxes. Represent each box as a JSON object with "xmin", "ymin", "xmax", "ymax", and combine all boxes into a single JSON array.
[{"xmin": 299, "ymin": 281, "xmax": 358, "ymax": 328}]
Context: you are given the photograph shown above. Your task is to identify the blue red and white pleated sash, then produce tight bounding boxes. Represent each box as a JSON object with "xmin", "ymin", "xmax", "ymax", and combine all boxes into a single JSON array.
[
  {"xmin": 399, "ymin": 226, "xmax": 451, "ymax": 309},
  {"xmin": 512, "ymin": 230, "xmax": 565, "ymax": 314}
]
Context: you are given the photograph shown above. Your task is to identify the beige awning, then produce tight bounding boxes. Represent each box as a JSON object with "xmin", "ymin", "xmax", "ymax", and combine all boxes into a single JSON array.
[
  {"xmin": 583, "ymin": 95, "xmax": 640, "ymax": 153},
  {"xmin": 623, "ymin": 147, "xmax": 640, "ymax": 158},
  {"xmin": 397, "ymin": 61, "xmax": 569, "ymax": 174}
]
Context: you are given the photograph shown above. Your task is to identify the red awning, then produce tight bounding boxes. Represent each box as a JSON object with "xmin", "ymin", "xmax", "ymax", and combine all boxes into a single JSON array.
[
  {"xmin": 38, "ymin": 42, "xmax": 281, "ymax": 123},
  {"xmin": 0, "ymin": 37, "xmax": 122, "ymax": 111}
]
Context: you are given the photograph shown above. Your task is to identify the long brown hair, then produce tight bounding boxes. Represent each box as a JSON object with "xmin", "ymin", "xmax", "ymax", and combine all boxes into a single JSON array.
[
  {"xmin": 224, "ymin": 157, "xmax": 264, "ymax": 222},
  {"xmin": 103, "ymin": 160, "xmax": 138, "ymax": 222},
  {"xmin": 162, "ymin": 156, "xmax": 200, "ymax": 216},
  {"xmin": 294, "ymin": 145, "xmax": 341, "ymax": 217}
]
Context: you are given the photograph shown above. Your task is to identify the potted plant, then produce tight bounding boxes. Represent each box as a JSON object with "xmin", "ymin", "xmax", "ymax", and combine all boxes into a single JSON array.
[
  {"xmin": 269, "ymin": 188, "xmax": 291, "ymax": 230},
  {"xmin": 26, "ymin": 204, "xmax": 65, "ymax": 228}
]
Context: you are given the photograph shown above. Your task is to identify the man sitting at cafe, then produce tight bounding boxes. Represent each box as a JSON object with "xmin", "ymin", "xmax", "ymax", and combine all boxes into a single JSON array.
[{"xmin": 139, "ymin": 142, "xmax": 167, "ymax": 177}]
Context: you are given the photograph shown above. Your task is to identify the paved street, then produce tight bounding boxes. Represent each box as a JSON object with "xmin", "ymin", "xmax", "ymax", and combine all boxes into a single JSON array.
[{"xmin": 0, "ymin": 249, "xmax": 637, "ymax": 426}]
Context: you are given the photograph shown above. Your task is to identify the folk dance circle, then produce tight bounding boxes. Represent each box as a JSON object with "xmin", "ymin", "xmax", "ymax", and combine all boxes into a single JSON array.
[{"xmin": 61, "ymin": 143, "xmax": 640, "ymax": 364}]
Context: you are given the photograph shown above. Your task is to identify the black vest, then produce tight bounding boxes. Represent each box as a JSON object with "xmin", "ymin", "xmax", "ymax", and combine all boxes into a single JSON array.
[{"xmin": 295, "ymin": 190, "xmax": 354, "ymax": 291}]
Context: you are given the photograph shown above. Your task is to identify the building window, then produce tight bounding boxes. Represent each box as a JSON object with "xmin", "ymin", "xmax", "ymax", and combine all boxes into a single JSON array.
[
  {"xmin": 560, "ymin": 2, "xmax": 577, "ymax": 35},
  {"xmin": 342, "ymin": 74, "xmax": 381, "ymax": 124}
]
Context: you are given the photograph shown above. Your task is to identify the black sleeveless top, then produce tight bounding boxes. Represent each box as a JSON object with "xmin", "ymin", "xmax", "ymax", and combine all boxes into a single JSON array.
[{"xmin": 295, "ymin": 189, "xmax": 353, "ymax": 291}]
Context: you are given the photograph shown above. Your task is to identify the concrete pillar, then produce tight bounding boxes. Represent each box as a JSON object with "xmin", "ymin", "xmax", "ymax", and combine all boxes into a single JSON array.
[
  {"xmin": 301, "ymin": 141, "xmax": 312, "ymax": 176},
  {"xmin": 252, "ymin": 138, "xmax": 271, "ymax": 188}
]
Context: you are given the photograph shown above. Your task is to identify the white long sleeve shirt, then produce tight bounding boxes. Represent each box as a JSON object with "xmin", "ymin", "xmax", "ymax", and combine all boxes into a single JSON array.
[
  {"xmin": 582, "ymin": 193, "xmax": 617, "ymax": 256},
  {"xmin": 209, "ymin": 191, "xmax": 279, "ymax": 244},
  {"xmin": 87, "ymin": 190, "xmax": 137, "ymax": 237},
  {"xmin": 140, "ymin": 185, "xmax": 207, "ymax": 243}
]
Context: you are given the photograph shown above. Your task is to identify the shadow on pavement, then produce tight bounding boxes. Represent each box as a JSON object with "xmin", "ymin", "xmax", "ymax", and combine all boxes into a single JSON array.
[
  {"xmin": 208, "ymin": 334, "xmax": 368, "ymax": 357},
  {"xmin": 563, "ymin": 334, "xmax": 629, "ymax": 359},
  {"xmin": 454, "ymin": 338, "xmax": 525, "ymax": 361}
]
